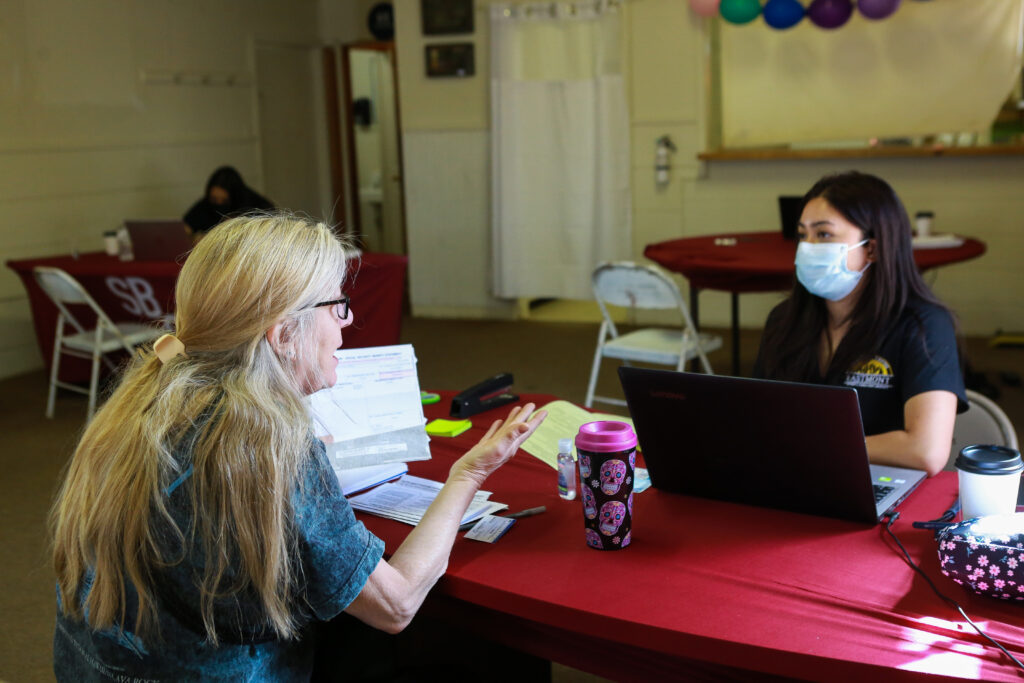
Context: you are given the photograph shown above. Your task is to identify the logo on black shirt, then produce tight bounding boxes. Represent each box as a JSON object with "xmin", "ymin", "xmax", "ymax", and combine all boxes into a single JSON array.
[{"xmin": 844, "ymin": 356, "xmax": 894, "ymax": 389}]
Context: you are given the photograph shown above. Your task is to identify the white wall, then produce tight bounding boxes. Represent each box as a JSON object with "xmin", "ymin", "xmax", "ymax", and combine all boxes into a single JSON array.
[
  {"xmin": 392, "ymin": 0, "xmax": 1024, "ymax": 336},
  {"xmin": 0, "ymin": 0, "xmax": 330, "ymax": 380}
]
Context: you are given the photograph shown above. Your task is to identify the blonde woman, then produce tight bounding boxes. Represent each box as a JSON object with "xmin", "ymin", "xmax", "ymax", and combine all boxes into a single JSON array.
[{"xmin": 51, "ymin": 214, "xmax": 546, "ymax": 681}]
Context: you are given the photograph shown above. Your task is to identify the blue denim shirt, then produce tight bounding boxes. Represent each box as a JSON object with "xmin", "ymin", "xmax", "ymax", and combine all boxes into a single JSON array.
[{"xmin": 54, "ymin": 438, "xmax": 384, "ymax": 682}]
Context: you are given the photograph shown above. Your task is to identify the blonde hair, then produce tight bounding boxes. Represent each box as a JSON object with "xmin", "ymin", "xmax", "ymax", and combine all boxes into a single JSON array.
[{"xmin": 52, "ymin": 213, "xmax": 351, "ymax": 644}]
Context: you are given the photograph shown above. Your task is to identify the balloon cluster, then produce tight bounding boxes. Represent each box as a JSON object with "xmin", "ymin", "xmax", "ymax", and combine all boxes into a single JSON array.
[{"xmin": 687, "ymin": 0, "xmax": 905, "ymax": 29}]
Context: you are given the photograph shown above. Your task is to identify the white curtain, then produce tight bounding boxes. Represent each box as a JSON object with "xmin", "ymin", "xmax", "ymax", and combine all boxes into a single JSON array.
[
  {"xmin": 490, "ymin": 0, "xmax": 631, "ymax": 300},
  {"xmin": 721, "ymin": 0, "xmax": 1024, "ymax": 147}
]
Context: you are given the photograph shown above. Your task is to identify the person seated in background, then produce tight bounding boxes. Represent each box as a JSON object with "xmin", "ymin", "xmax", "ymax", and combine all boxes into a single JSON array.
[
  {"xmin": 754, "ymin": 171, "xmax": 966, "ymax": 476},
  {"xmin": 182, "ymin": 165, "xmax": 275, "ymax": 238},
  {"xmin": 51, "ymin": 213, "xmax": 546, "ymax": 681}
]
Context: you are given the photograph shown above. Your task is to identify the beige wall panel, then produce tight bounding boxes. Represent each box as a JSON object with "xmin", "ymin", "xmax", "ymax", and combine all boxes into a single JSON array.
[
  {"xmin": 0, "ymin": 0, "xmax": 320, "ymax": 380},
  {"xmin": 632, "ymin": 207, "xmax": 684, "ymax": 256},
  {"xmin": 394, "ymin": 0, "xmax": 489, "ymax": 131},
  {"xmin": 628, "ymin": 0, "xmax": 702, "ymax": 123},
  {"xmin": 631, "ymin": 165, "xmax": 684, "ymax": 213},
  {"xmin": 0, "ymin": 299, "xmax": 44, "ymax": 380},
  {"xmin": 402, "ymin": 130, "xmax": 515, "ymax": 316},
  {"xmin": 0, "ymin": 142, "xmax": 260, "ymax": 205}
]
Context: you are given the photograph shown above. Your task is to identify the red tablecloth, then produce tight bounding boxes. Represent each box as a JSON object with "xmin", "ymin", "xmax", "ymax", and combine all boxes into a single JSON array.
[
  {"xmin": 6, "ymin": 251, "xmax": 408, "ymax": 383},
  {"xmin": 644, "ymin": 231, "xmax": 986, "ymax": 293},
  {"xmin": 358, "ymin": 392, "xmax": 1024, "ymax": 681}
]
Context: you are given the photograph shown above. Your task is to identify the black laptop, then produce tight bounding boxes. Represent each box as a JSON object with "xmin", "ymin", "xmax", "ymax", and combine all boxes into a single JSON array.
[
  {"xmin": 618, "ymin": 367, "xmax": 927, "ymax": 524},
  {"xmin": 778, "ymin": 196, "xmax": 803, "ymax": 241}
]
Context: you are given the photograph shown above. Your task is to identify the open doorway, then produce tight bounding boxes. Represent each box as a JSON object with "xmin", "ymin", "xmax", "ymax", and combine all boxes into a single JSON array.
[{"xmin": 340, "ymin": 42, "xmax": 407, "ymax": 255}]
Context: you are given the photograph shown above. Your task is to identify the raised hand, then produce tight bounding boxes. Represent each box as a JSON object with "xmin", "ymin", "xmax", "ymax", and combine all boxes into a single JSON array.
[{"xmin": 449, "ymin": 403, "xmax": 547, "ymax": 487}]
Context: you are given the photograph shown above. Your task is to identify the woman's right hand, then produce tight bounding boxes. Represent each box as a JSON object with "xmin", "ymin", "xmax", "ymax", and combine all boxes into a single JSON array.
[{"xmin": 448, "ymin": 403, "xmax": 547, "ymax": 488}]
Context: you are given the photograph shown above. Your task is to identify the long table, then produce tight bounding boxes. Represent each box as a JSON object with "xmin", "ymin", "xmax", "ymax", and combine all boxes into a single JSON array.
[
  {"xmin": 357, "ymin": 392, "xmax": 1024, "ymax": 681},
  {"xmin": 644, "ymin": 231, "xmax": 986, "ymax": 375},
  {"xmin": 6, "ymin": 251, "xmax": 408, "ymax": 383}
]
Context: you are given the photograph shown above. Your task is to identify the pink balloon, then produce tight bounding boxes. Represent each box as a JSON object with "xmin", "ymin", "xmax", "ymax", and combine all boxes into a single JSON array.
[{"xmin": 689, "ymin": 0, "xmax": 722, "ymax": 18}]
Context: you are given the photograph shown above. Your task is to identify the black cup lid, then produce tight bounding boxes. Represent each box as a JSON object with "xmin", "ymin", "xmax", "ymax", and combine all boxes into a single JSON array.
[{"xmin": 955, "ymin": 444, "xmax": 1023, "ymax": 475}]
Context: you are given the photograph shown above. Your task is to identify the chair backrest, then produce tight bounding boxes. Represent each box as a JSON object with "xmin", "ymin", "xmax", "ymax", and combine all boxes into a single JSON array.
[
  {"xmin": 33, "ymin": 266, "xmax": 119, "ymax": 337},
  {"xmin": 592, "ymin": 262, "xmax": 684, "ymax": 312},
  {"xmin": 949, "ymin": 389, "xmax": 1020, "ymax": 467}
]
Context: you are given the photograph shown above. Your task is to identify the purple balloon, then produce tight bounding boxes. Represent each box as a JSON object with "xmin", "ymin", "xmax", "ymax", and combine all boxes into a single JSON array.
[
  {"xmin": 807, "ymin": 0, "xmax": 853, "ymax": 29},
  {"xmin": 858, "ymin": 0, "xmax": 901, "ymax": 19}
]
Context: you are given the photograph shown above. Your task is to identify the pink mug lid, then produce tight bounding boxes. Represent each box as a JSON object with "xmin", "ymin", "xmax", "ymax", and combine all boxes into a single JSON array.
[{"xmin": 575, "ymin": 420, "xmax": 637, "ymax": 452}]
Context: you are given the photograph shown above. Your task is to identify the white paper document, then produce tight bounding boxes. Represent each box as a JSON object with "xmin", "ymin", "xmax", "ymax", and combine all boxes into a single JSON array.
[
  {"xmin": 464, "ymin": 515, "xmax": 516, "ymax": 543},
  {"xmin": 333, "ymin": 462, "xmax": 408, "ymax": 497},
  {"xmin": 519, "ymin": 400, "xmax": 635, "ymax": 468},
  {"xmin": 308, "ymin": 345, "xmax": 431, "ymax": 469},
  {"xmin": 349, "ymin": 475, "xmax": 507, "ymax": 526}
]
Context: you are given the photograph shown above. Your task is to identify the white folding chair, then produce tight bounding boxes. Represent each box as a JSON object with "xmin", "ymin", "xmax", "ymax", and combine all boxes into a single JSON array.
[
  {"xmin": 585, "ymin": 261, "xmax": 722, "ymax": 408},
  {"xmin": 32, "ymin": 266, "xmax": 165, "ymax": 420},
  {"xmin": 947, "ymin": 389, "xmax": 1020, "ymax": 468}
]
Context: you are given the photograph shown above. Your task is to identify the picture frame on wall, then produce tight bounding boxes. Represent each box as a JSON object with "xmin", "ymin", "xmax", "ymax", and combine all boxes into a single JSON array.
[
  {"xmin": 425, "ymin": 43, "xmax": 475, "ymax": 78},
  {"xmin": 421, "ymin": 0, "xmax": 474, "ymax": 35}
]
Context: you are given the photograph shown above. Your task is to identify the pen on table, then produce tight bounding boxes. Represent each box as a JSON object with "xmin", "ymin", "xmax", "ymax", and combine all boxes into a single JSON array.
[{"xmin": 459, "ymin": 505, "xmax": 547, "ymax": 532}]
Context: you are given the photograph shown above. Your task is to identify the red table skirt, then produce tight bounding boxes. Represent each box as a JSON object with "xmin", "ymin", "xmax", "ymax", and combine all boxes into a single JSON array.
[
  {"xmin": 644, "ymin": 231, "xmax": 986, "ymax": 293},
  {"xmin": 358, "ymin": 392, "xmax": 1024, "ymax": 681},
  {"xmin": 6, "ymin": 251, "xmax": 408, "ymax": 383}
]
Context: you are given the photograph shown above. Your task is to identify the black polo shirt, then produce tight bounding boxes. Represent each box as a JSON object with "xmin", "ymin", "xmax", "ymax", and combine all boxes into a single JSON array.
[{"xmin": 755, "ymin": 299, "xmax": 968, "ymax": 436}]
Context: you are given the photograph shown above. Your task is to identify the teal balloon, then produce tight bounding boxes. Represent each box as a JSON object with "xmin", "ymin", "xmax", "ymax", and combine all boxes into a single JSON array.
[
  {"xmin": 720, "ymin": 0, "xmax": 762, "ymax": 24},
  {"xmin": 763, "ymin": 0, "xmax": 805, "ymax": 29}
]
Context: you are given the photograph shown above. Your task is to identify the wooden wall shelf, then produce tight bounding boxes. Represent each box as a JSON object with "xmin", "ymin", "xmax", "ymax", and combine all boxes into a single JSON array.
[{"xmin": 698, "ymin": 144, "xmax": 1024, "ymax": 162}]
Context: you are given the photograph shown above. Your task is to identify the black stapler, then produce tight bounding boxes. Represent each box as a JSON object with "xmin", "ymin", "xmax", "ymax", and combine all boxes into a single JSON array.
[{"xmin": 450, "ymin": 373, "xmax": 519, "ymax": 418}]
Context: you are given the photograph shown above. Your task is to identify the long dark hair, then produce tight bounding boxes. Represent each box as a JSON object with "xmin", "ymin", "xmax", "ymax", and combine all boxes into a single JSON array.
[{"xmin": 759, "ymin": 171, "xmax": 951, "ymax": 382}]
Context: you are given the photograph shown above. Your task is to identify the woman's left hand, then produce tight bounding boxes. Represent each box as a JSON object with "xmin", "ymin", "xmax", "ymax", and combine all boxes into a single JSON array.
[{"xmin": 449, "ymin": 403, "xmax": 547, "ymax": 488}]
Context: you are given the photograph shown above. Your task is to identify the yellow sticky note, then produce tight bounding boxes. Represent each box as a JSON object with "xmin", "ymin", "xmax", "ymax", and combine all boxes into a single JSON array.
[{"xmin": 425, "ymin": 418, "xmax": 472, "ymax": 438}]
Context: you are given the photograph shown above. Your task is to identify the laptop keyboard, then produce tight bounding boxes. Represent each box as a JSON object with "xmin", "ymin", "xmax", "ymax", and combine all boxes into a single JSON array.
[{"xmin": 873, "ymin": 484, "xmax": 896, "ymax": 503}]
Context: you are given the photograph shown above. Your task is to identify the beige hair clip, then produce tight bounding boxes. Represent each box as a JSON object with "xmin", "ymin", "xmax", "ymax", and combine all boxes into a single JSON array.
[{"xmin": 154, "ymin": 334, "xmax": 186, "ymax": 364}]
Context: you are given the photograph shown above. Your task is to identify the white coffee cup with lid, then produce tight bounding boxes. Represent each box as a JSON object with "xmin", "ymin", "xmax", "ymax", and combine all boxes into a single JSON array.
[
  {"xmin": 955, "ymin": 444, "xmax": 1023, "ymax": 521},
  {"xmin": 914, "ymin": 211, "xmax": 934, "ymax": 237}
]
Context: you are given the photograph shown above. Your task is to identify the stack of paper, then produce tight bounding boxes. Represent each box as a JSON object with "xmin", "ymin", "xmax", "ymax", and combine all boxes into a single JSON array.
[
  {"xmin": 309, "ymin": 344, "xmax": 431, "ymax": 472},
  {"xmin": 349, "ymin": 475, "xmax": 507, "ymax": 526},
  {"xmin": 333, "ymin": 462, "xmax": 409, "ymax": 497}
]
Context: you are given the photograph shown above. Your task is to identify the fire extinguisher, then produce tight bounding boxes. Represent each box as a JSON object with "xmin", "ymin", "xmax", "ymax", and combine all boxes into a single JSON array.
[{"xmin": 655, "ymin": 135, "xmax": 676, "ymax": 189}]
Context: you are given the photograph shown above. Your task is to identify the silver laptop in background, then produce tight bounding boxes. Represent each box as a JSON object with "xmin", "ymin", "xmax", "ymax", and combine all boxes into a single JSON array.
[
  {"xmin": 618, "ymin": 366, "xmax": 927, "ymax": 524},
  {"xmin": 124, "ymin": 220, "xmax": 193, "ymax": 262}
]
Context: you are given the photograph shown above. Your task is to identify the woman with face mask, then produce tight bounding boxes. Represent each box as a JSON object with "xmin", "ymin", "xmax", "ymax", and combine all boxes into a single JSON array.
[{"xmin": 754, "ymin": 171, "xmax": 967, "ymax": 476}]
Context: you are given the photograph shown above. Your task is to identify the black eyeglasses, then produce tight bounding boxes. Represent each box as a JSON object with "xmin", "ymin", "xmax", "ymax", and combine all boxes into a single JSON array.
[{"xmin": 309, "ymin": 293, "xmax": 350, "ymax": 321}]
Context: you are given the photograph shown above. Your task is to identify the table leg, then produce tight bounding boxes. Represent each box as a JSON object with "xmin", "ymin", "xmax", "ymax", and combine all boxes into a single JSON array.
[
  {"xmin": 731, "ymin": 293, "xmax": 740, "ymax": 377},
  {"xmin": 688, "ymin": 287, "xmax": 700, "ymax": 372}
]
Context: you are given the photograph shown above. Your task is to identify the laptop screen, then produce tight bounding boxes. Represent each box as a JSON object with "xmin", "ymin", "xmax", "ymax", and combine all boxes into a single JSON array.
[
  {"xmin": 778, "ymin": 196, "xmax": 803, "ymax": 241},
  {"xmin": 618, "ymin": 366, "xmax": 884, "ymax": 524},
  {"xmin": 124, "ymin": 220, "xmax": 193, "ymax": 262}
]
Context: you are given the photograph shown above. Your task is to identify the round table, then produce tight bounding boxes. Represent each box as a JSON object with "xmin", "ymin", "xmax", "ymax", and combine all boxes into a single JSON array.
[{"xmin": 644, "ymin": 231, "xmax": 986, "ymax": 375}]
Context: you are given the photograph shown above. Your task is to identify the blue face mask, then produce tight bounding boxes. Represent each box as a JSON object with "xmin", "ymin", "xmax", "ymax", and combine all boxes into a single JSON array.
[{"xmin": 795, "ymin": 240, "xmax": 869, "ymax": 301}]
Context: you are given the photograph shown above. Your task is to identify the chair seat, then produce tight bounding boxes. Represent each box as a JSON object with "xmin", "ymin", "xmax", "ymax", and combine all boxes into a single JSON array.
[
  {"xmin": 62, "ymin": 323, "xmax": 163, "ymax": 354},
  {"xmin": 602, "ymin": 329, "xmax": 723, "ymax": 365}
]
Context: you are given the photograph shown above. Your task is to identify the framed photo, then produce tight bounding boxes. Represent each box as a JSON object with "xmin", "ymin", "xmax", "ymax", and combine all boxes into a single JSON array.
[
  {"xmin": 421, "ymin": 0, "xmax": 474, "ymax": 35},
  {"xmin": 425, "ymin": 43, "xmax": 475, "ymax": 78}
]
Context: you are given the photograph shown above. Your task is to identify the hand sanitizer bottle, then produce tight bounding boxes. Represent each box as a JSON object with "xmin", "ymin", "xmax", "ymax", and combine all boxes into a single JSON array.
[{"xmin": 557, "ymin": 438, "xmax": 577, "ymax": 500}]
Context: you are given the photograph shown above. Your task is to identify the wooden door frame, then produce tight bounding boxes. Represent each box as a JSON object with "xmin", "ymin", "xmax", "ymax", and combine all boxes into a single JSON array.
[
  {"xmin": 339, "ymin": 41, "xmax": 407, "ymax": 253},
  {"xmin": 321, "ymin": 46, "xmax": 347, "ymax": 233}
]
